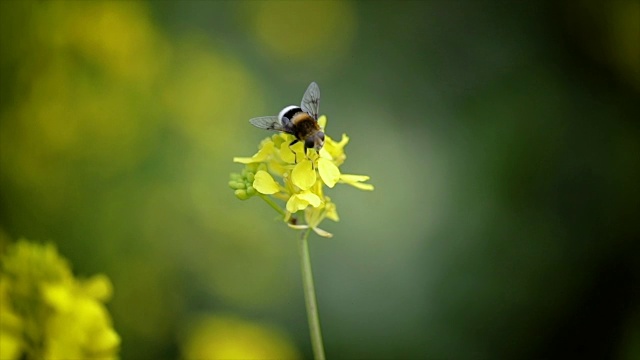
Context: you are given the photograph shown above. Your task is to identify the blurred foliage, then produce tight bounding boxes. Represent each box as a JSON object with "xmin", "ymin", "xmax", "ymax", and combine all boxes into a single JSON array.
[{"xmin": 0, "ymin": 1, "xmax": 639, "ymax": 359}]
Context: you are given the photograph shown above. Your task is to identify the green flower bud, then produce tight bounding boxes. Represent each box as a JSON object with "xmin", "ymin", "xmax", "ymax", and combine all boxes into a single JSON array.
[{"xmin": 234, "ymin": 189, "xmax": 249, "ymax": 200}]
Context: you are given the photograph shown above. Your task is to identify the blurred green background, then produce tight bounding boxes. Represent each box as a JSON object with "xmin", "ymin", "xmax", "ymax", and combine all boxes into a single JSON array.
[{"xmin": 1, "ymin": 0, "xmax": 639, "ymax": 359}]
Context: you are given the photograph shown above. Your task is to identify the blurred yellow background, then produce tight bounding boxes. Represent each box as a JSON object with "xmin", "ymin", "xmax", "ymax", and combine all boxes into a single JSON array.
[{"xmin": 1, "ymin": 1, "xmax": 639, "ymax": 359}]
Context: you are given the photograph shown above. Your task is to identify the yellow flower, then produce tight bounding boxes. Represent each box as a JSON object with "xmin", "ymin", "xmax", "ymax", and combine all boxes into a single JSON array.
[
  {"xmin": 0, "ymin": 240, "xmax": 120, "ymax": 360},
  {"xmin": 230, "ymin": 115, "xmax": 373, "ymax": 236},
  {"xmin": 286, "ymin": 191, "xmax": 322, "ymax": 213},
  {"xmin": 287, "ymin": 198, "xmax": 339, "ymax": 238}
]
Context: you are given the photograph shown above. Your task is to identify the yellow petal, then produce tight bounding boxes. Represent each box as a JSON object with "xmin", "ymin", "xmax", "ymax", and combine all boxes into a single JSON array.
[
  {"xmin": 340, "ymin": 174, "xmax": 370, "ymax": 182},
  {"xmin": 232, "ymin": 156, "xmax": 255, "ymax": 164},
  {"xmin": 346, "ymin": 182, "xmax": 374, "ymax": 191},
  {"xmin": 0, "ymin": 331, "xmax": 22, "ymax": 360},
  {"xmin": 279, "ymin": 142, "xmax": 296, "ymax": 164},
  {"xmin": 324, "ymin": 201, "xmax": 340, "ymax": 222},
  {"xmin": 325, "ymin": 133, "xmax": 349, "ymax": 151},
  {"xmin": 340, "ymin": 173, "xmax": 374, "ymax": 190},
  {"xmin": 285, "ymin": 192, "xmax": 321, "ymax": 213},
  {"xmin": 312, "ymin": 227, "xmax": 333, "ymax": 238},
  {"xmin": 317, "ymin": 115, "xmax": 327, "ymax": 129},
  {"xmin": 233, "ymin": 141, "xmax": 275, "ymax": 164},
  {"xmin": 318, "ymin": 158, "xmax": 340, "ymax": 188},
  {"xmin": 291, "ymin": 159, "xmax": 316, "ymax": 190},
  {"xmin": 286, "ymin": 194, "xmax": 307, "ymax": 213},
  {"xmin": 318, "ymin": 147, "xmax": 333, "ymax": 160},
  {"xmin": 336, "ymin": 133, "xmax": 349, "ymax": 147},
  {"xmin": 287, "ymin": 224, "xmax": 309, "ymax": 230},
  {"xmin": 267, "ymin": 159, "xmax": 288, "ymax": 177},
  {"xmin": 41, "ymin": 283, "xmax": 73, "ymax": 312},
  {"xmin": 89, "ymin": 327, "xmax": 121, "ymax": 352},
  {"xmin": 253, "ymin": 171, "xmax": 280, "ymax": 194},
  {"xmin": 83, "ymin": 274, "xmax": 113, "ymax": 301},
  {"xmin": 297, "ymin": 192, "xmax": 322, "ymax": 207},
  {"xmin": 323, "ymin": 133, "xmax": 349, "ymax": 165}
]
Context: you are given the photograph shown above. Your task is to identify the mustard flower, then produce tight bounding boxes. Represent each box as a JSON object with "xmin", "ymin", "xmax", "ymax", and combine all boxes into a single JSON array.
[
  {"xmin": 231, "ymin": 111, "xmax": 373, "ymax": 359},
  {"xmin": 0, "ymin": 240, "xmax": 120, "ymax": 360},
  {"xmin": 230, "ymin": 116, "xmax": 373, "ymax": 237}
]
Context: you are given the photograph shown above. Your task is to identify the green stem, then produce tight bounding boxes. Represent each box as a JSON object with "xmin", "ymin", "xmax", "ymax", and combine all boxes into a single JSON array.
[
  {"xmin": 259, "ymin": 194, "xmax": 286, "ymax": 217},
  {"xmin": 299, "ymin": 228, "xmax": 326, "ymax": 360}
]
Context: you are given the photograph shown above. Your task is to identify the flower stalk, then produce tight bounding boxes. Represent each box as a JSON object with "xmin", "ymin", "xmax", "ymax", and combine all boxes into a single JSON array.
[
  {"xmin": 298, "ymin": 228, "xmax": 325, "ymax": 360},
  {"xmin": 259, "ymin": 194, "xmax": 286, "ymax": 217}
]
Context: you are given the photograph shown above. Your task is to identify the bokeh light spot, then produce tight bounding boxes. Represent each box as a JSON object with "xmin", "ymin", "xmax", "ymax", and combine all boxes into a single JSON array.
[
  {"xmin": 181, "ymin": 314, "xmax": 300, "ymax": 360},
  {"xmin": 249, "ymin": 1, "xmax": 356, "ymax": 63}
]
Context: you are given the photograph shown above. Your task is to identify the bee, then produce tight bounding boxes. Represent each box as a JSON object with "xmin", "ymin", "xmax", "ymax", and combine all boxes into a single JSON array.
[{"xmin": 249, "ymin": 82, "xmax": 324, "ymax": 161}]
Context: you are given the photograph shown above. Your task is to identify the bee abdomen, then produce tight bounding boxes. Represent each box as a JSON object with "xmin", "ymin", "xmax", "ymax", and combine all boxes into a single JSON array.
[{"xmin": 278, "ymin": 106, "xmax": 302, "ymax": 122}]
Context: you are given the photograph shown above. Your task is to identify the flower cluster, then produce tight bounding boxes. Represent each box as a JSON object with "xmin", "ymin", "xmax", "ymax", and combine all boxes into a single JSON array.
[
  {"xmin": 230, "ymin": 116, "xmax": 373, "ymax": 237},
  {"xmin": 0, "ymin": 240, "xmax": 120, "ymax": 360}
]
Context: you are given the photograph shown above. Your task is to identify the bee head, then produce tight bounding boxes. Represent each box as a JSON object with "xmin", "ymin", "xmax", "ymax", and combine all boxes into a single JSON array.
[{"xmin": 305, "ymin": 131, "xmax": 325, "ymax": 152}]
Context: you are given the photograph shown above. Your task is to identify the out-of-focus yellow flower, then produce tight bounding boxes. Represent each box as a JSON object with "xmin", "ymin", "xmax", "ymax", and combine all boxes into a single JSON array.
[
  {"xmin": 181, "ymin": 314, "xmax": 300, "ymax": 360},
  {"xmin": 0, "ymin": 240, "xmax": 120, "ymax": 360},
  {"xmin": 0, "ymin": 279, "xmax": 22, "ymax": 360},
  {"xmin": 230, "ymin": 116, "xmax": 373, "ymax": 237}
]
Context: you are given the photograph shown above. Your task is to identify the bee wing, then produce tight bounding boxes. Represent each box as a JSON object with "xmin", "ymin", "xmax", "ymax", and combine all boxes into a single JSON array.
[
  {"xmin": 249, "ymin": 116, "xmax": 285, "ymax": 131},
  {"xmin": 300, "ymin": 81, "xmax": 320, "ymax": 121}
]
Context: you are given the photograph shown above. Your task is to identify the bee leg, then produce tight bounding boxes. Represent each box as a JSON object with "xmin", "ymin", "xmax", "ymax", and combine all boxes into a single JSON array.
[
  {"xmin": 305, "ymin": 147, "xmax": 315, "ymax": 170},
  {"xmin": 289, "ymin": 139, "xmax": 299, "ymax": 163}
]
